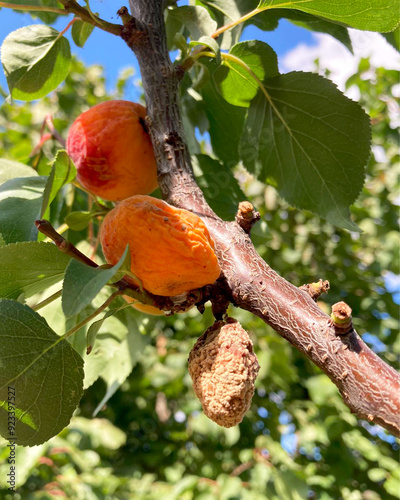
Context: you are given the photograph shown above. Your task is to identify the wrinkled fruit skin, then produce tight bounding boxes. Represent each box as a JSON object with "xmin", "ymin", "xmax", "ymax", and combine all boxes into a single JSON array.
[
  {"xmin": 101, "ymin": 195, "xmax": 221, "ymax": 296},
  {"xmin": 67, "ymin": 100, "xmax": 158, "ymax": 201},
  {"xmin": 188, "ymin": 318, "xmax": 259, "ymax": 427}
]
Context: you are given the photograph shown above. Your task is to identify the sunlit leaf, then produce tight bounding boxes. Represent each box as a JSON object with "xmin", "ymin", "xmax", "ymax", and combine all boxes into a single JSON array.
[
  {"xmin": 1, "ymin": 25, "xmax": 71, "ymax": 101},
  {"xmin": 240, "ymin": 72, "xmax": 370, "ymax": 229},
  {"xmin": 0, "ymin": 300, "xmax": 83, "ymax": 446}
]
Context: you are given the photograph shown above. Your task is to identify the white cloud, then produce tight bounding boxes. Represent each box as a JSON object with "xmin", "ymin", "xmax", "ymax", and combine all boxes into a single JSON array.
[{"xmin": 281, "ymin": 30, "xmax": 400, "ymax": 96}]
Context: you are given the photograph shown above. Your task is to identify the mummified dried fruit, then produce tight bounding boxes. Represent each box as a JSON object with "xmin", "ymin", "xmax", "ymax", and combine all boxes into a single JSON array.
[
  {"xmin": 100, "ymin": 195, "xmax": 221, "ymax": 296},
  {"xmin": 188, "ymin": 318, "xmax": 259, "ymax": 427}
]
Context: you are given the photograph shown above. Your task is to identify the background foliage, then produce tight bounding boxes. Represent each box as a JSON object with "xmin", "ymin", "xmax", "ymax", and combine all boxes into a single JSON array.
[{"xmin": 0, "ymin": 1, "xmax": 399, "ymax": 498}]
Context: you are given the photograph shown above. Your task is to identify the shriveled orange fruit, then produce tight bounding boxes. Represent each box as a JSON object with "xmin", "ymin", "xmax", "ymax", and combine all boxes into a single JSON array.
[
  {"xmin": 66, "ymin": 100, "xmax": 158, "ymax": 201},
  {"xmin": 101, "ymin": 195, "xmax": 221, "ymax": 296}
]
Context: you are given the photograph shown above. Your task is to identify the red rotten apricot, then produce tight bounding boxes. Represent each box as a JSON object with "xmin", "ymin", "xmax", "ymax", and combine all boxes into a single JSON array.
[{"xmin": 67, "ymin": 100, "xmax": 158, "ymax": 201}]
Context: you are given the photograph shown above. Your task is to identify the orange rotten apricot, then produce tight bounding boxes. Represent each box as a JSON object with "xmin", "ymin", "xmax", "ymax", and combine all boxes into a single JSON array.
[
  {"xmin": 67, "ymin": 100, "xmax": 158, "ymax": 201},
  {"xmin": 101, "ymin": 195, "xmax": 221, "ymax": 296}
]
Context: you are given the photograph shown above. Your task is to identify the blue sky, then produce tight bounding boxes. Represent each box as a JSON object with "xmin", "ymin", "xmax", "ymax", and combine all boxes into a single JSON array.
[{"xmin": 0, "ymin": 7, "xmax": 317, "ymax": 92}]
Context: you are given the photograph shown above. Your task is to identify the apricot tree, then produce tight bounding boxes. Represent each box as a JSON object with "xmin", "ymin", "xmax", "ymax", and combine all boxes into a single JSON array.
[{"xmin": 0, "ymin": 0, "xmax": 399, "ymax": 463}]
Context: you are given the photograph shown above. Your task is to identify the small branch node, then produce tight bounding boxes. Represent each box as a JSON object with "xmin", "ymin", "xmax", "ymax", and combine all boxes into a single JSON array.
[
  {"xmin": 174, "ymin": 64, "xmax": 186, "ymax": 80},
  {"xmin": 322, "ymin": 353, "xmax": 329, "ymax": 362},
  {"xmin": 300, "ymin": 279, "xmax": 330, "ymax": 301},
  {"xmin": 117, "ymin": 6, "xmax": 133, "ymax": 25},
  {"xmin": 331, "ymin": 301, "xmax": 353, "ymax": 334},
  {"xmin": 341, "ymin": 370, "xmax": 348, "ymax": 380},
  {"xmin": 367, "ymin": 414, "xmax": 374, "ymax": 422},
  {"xmin": 235, "ymin": 201, "xmax": 260, "ymax": 234}
]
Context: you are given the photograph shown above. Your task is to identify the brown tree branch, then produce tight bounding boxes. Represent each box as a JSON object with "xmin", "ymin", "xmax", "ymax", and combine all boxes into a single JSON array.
[
  {"xmin": 119, "ymin": 0, "xmax": 400, "ymax": 436},
  {"xmin": 57, "ymin": 0, "xmax": 123, "ymax": 36}
]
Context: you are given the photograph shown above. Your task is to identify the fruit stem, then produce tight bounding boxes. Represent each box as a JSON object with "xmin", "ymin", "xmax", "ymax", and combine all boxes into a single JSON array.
[
  {"xmin": 57, "ymin": 17, "xmax": 79, "ymax": 39},
  {"xmin": 45, "ymin": 115, "xmax": 66, "ymax": 149},
  {"xmin": 63, "ymin": 290, "xmax": 124, "ymax": 341},
  {"xmin": 211, "ymin": 8, "xmax": 261, "ymax": 39},
  {"xmin": 31, "ymin": 289, "xmax": 62, "ymax": 311}
]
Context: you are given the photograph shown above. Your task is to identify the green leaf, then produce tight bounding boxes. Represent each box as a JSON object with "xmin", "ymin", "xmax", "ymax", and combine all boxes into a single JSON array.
[
  {"xmin": 385, "ymin": 475, "xmax": 400, "ymax": 497},
  {"xmin": 200, "ymin": 63, "xmax": 246, "ymax": 164},
  {"xmin": 82, "ymin": 306, "xmax": 129, "ymax": 389},
  {"xmin": 85, "ymin": 304, "xmax": 128, "ymax": 355},
  {"xmin": 2, "ymin": 0, "xmax": 64, "ymax": 24},
  {"xmin": 254, "ymin": 10, "xmax": 352, "ymax": 52},
  {"xmin": 0, "ymin": 300, "xmax": 83, "ymax": 446},
  {"xmin": 167, "ymin": 5, "xmax": 218, "ymax": 40},
  {"xmin": 273, "ymin": 471, "xmax": 309, "ymax": 500},
  {"xmin": 368, "ymin": 468, "xmax": 387, "ymax": 482},
  {"xmin": 201, "ymin": 0, "xmax": 246, "ymax": 22},
  {"xmin": 382, "ymin": 27, "xmax": 400, "ymax": 52},
  {"xmin": 0, "ymin": 241, "xmax": 71, "ymax": 299},
  {"xmin": 215, "ymin": 40, "xmax": 279, "ymax": 107},
  {"xmin": 71, "ymin": 20, "xmax": 95, "ymax": 48},
  {"xmin": 93, "ymin": 314, "xmax": 147, "ymax": 416},
  {"xmin": 65, "ymin": 211, "xmax": 93, "ymax": 231},
  {"xmin": 86, "ymin": 318, "xmax": 103, "ymax": 355},
  {"xmin": 0, "ymin": 176, "xmax": 47, "ymax": 244},
  {"xmin": 283, "ymin": 11, "xmax": 353, "ymax": 52},
  {"xmin": 61, "ymin": 246, "xmax": 130, "ymax": 317},
  {"xmin": 35, "ymin": 151, "xmax": 52, "ymax": 176},
  {"xmin": 192, "ymin": 154, "xmax": 246, "ymax": 220},
  {"xmin": 0, "ymin": 159, "xmax": 37, "ymax": 185},
  {"xmin": 0, "ymin": 441, "xmax": 45, "ymax": 489},
  {"xmin": 68, "ymin": 416, "xmax": 126, "ymax": 450},
  {"xmin": 40, "ymin": 150, "xmax": 76, "ymax": 218},
  {"xmin": 201, "ymin": 0, "xmax": 248, "ymax": 49},
  {"xmin": 189, "ymin": 36, "xmax": 221, "ymax": 64},
  {"xmin": 305, "ymin": 374, "xmax": 338, "ymax": 404},
  {"xmin": 239, "ymin": 72, "xmax": 371, "ymax": 230},
  {"xmin": 1, "ymin": 25, "xmax": 71, "ymax": 101},
  {"xmin": 257, "ymin": 0, "xmax": 400, "ymax": 32}
]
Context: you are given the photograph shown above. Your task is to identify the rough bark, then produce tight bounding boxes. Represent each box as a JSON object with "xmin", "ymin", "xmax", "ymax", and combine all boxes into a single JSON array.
[{"xmin": 120, "ymin": 0, "xmax": 400, "ymax": 436}]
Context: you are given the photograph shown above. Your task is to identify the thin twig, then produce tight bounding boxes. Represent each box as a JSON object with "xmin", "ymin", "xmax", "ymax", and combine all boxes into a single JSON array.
[
  {"xmin": 45, "ymin": 115, "xmax": 67, "ymax": 149},
  {"xmin": 35, "ymin": 219, "xmax": 98, "ymax": 268},
  {"xmin": 57, "ymin": 0, "xmax": 123, "ymax": 36},
  {"xmin": 63, "ymin": 290, "xmax": 124, "ymax": 340},
  {"xmin": 32, "ymin": 289, "xmax": 62, "ymax": 311}
]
